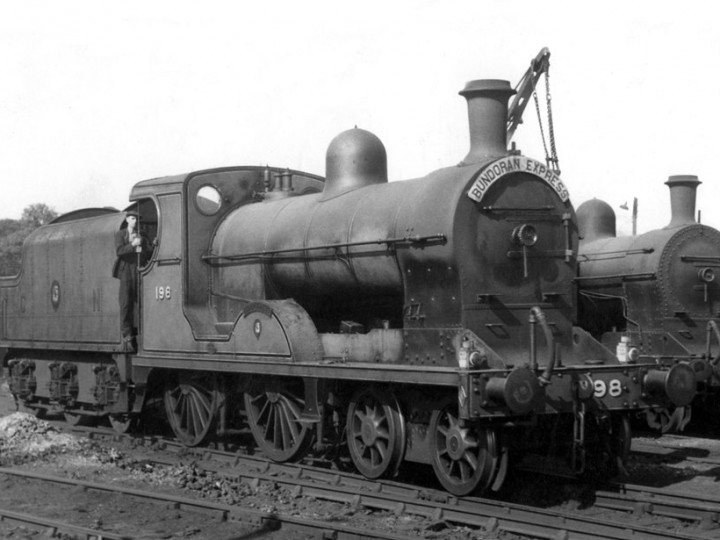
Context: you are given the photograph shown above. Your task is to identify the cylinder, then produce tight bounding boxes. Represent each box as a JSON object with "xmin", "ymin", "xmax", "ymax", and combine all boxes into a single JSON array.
[
  {"xmin": 485, "ymin": 367, "xmax": 541, "ymax": 415},
  {"xmin": 644, "ymin": 363, "xmax": 696, "ymax": 407}
]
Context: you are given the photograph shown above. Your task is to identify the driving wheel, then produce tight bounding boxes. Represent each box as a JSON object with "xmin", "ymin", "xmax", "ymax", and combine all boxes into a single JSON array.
[
  {"xmin": 163, "ymin": 372, "xmax": 220, "ymax": 446},
  {"xmin": 244, "ymin": 377, "xmax": 314, "ymax": 462}
]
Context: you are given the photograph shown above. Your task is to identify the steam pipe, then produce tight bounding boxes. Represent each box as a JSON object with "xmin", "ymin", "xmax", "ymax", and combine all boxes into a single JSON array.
[
  {"xmin": 529, "ymin": 310, "xmax": 538, "ymax": 371},
  {"xmin": 530, "ymin": 306, "xmax": 556, "ymax": 385},
  {"xmin": 706, "ymin": 320, "xmax": 720, "ymax": 366}
]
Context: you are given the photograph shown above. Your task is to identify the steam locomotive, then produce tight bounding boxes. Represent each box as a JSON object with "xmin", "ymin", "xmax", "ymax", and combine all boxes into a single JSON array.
[
  {"xmin": 577, "ymin": 176, "xmax": 720, "ymax": 432},
  {"xmin": 1, "ymin": 78, "xmax": 696, "ymax": 495}
]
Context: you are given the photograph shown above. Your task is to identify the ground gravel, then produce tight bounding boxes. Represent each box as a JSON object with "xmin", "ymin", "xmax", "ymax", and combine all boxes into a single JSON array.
[{"xmin": 0, "ymin": 381, "xmax": 496, "ymax": 539}]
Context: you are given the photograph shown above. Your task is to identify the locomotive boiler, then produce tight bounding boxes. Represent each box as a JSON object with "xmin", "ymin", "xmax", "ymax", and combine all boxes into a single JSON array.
[
  {"xmin": 1, "ymin": 78, "xmax": 696, "ymax": 496},
  {"xmin": 577, "ymin": 176, "xmax": 720, "ymax": 431}
]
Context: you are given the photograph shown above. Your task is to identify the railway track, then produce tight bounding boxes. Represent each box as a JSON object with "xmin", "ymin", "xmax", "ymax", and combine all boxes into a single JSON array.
[
  {"xmin": 0, "ymin": 505, "xmax": 127, "ymax": 540},
  {"xmin": 56, "ymin": 426, "xmax": 720, "ymax": 539},
  {"xmin": 0, "ymin": 467, "xmax": 414, "ymax": 540},
  {"xmin": 633, "ymin": 435, "xmax": 720, "ymax": 466}
]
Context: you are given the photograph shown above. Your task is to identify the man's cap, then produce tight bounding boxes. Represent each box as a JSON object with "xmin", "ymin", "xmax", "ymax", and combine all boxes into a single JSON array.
[{"xmin": 120, "ymin": 210, "xmax": 139, "ymax": 229}]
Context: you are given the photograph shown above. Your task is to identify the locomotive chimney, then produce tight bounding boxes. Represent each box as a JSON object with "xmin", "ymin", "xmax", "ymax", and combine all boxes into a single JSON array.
[
  {"xmin": 665, "ymin": 175, "xmax": 700, "ymax": 227},
  {"xmin": 459, "ymin": 79, "xmax": 516, "ymax": 165}
]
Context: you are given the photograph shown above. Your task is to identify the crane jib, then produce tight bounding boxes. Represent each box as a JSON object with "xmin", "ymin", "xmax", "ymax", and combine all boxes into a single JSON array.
[{"xmin": 467, "ymin": 156, "xmax": 569, "ymax": 203}]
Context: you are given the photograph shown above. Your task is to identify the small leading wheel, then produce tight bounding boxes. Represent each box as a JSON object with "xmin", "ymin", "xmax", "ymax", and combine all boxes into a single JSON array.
[
  {"xmin": 429, "ymin": 404, "xmax": 500, "ymax": 496},
  {"xmin": 163, "ymin": 372, "xmax": 220, "ymax": 446},
  {"xmin": 346, "ymin": 388, "xmax": 406, "ymax": 479},
  {"xmin": 646, "ymin": 406, "xmax": 691, "ymax": 433},
  {"xmin": 109, "ymin": 414, "xmax": 137, "ymax": 434},
  {"xmin": 244, "ymin": 378, "xmax": 314, "ymax": 462}
]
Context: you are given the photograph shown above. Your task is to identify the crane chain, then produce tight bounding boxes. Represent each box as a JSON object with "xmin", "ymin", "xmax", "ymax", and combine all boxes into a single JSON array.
[
  {"xmin": 545, "ymin": 69, "xmax": 560, "ymax": 174},
  {"xmin": 533, "ymin": 65, "xmax": 561, "ymax": 175}
]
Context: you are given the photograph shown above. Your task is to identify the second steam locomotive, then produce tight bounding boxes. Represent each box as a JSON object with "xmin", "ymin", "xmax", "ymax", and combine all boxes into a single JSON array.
[
  {"xmin": 577, "ymin": 175, "xmax": 720, "ymax": 432},
  {"xmin": 1, "ymin": 77, "xmax": 696, "ymax": 495}
]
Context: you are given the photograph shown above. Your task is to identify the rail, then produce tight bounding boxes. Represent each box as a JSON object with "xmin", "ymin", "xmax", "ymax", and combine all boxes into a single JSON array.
[{"xmin": 202, "ymin": 234, "xmax": 447, "ymax": 263}]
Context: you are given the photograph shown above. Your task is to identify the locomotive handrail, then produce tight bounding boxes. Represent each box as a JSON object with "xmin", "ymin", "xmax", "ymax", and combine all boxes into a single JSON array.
[
  {"xmin": 155, "ymin": 257, "xmax": 182, "ymax": 266},
  {"xmin": 201, "ymin": 234, "xmax": 448, "ymax": 262},
  {"xmin": 506, "ymin": 249, "xmax": 570, "ymax": 259},
  {"xmin": 682, "ymin": 255, "xmax": 720, "ymax": 263},
  {"xmin": 579, "ymin": 248, "xmax": 655, "ymax": 260},
  {"xmin": 481, "ymin": 205, "xmax": 555, "ymax": 212},
  {"xmin": 574, "ymin": 272, "xmax": 656, "ymax": 282}
]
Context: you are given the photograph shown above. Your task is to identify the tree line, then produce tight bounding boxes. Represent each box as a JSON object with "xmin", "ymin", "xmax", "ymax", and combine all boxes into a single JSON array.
[{"xmin": 0, "ymin": 203, "xmax": 59, "ymax": 276}]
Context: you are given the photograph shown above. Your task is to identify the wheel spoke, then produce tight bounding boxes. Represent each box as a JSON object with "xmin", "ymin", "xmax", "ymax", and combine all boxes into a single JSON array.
[
  {"xmin": 256, "ymin": 396, "xmax": 270, "ymax": 425},
  {"xmin": 260, "ymin": 402, "xmax": 271, "ymax": 440},
  {"xmin": 458, "ymin": 460, "xmax": 472, "ymax": 482},
  {"xmin": 190, "ymin": 396, "xmax": 204, "ymax": 436},
  {"xmin": 191, "ymin": 387, "xmax": 211, "ymax": 417},
  {"xmin": 178, "ymin": 395, "xmax": 187, "ymax": 422},
  {"xmin": 180, "ymin": 398, "xmax": 189, "ymax": 425},
  {"xmin": 276, "ymin": 405, "xmax": 289, "ymax": 449},
  {"xmin": 375, "ymin": 439, "xmax": 388, "ymax": 461},
  {"xmin": 279, "ymin": 404, "xmax": 299, "ymax": 446},
  {"xmin": 463, "ymin": 451, "xmax": 479, "ymax": 472},
  {"xmin": 249, "ymin": 392, "xmax": 265, "ymax": 407}
]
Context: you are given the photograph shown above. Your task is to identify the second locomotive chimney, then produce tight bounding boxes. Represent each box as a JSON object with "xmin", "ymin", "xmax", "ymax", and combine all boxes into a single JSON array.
[
  {"xmin": 459, "ymin": 79, "xmax": 516, "ymax": 165},
  {"xmin": 665, "ymin": 175, "xmax": 700, "ymax": 227}
]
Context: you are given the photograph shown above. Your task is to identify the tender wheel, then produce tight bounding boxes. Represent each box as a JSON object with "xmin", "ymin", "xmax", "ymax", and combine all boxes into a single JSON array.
[
  {"xmin": 109, "ymin": 414, "xmax": 137, "ymax": 434},
  {"xmin": 429, "ymin": 404, "xmax": 500, "ymax": 496},
  {"xmin": 244, "ymin": 378, "xmax": 314, "ymax": 462},
  {"xmin": 64, "ymin": 412, "xmax": 96, "ymax": 427},
  {"xmin": 163, "ymin": 372, "xmax": 219, "ymax": 446},
  {"xmin": 19, "ymin": 401, "xmax": 47, "ymax": 419},
  {"xmin": 346, "ymin": 388, "xmax": 406, "ymax": 479}
]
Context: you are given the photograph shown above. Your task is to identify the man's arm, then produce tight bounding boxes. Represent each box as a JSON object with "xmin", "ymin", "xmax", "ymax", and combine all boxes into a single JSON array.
[{"xmin": 115, "ymin": 230, "xmax": 136, "ymax": 256}]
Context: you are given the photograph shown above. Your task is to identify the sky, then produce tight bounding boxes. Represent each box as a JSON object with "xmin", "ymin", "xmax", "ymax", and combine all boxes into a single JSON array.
[{"xmin": 1, "ymin": 1, "xmax": 718, "ymax": 235}]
